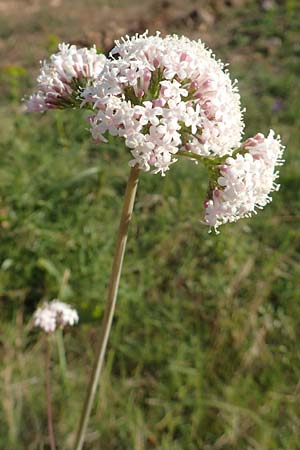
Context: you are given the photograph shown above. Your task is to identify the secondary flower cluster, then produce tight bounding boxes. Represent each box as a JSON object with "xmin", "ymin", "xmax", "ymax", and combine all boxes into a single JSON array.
[
  {"xmin": 25, "ymin": 32, "xmax": 285, "ymax": 230},
  {"xmin": 204, "ymin": 130, "xmax": 284, "ymax": 230},
  {"xmin": 84, "ymin": 32, "xmax": 244, "ymax": 174},
  {"xmin": 26, "ymin": 43, "xmax": 106, "ymax": 112},
  {"xmin": 34, "ymin": 299, "xmax": 79, "ymax": 333}
]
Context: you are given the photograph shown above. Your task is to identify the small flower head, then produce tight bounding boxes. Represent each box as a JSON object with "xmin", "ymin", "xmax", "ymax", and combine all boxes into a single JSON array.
[
  {"xmin": 204, "ymin": 130, "xmax": 284, "ymax": 231},
  {"xmin": 25, "ymin": 43, "xmax": 106, "ymax": 112},
  {"xmin": 33, "ymin": 299, "xmax": 79, "ymax": 333}
]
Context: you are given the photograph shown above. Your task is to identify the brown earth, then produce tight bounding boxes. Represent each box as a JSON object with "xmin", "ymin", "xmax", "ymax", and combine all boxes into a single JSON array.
[{"xmin": 0, "ymin": 0, "xmax": 259, "ymax": 71}]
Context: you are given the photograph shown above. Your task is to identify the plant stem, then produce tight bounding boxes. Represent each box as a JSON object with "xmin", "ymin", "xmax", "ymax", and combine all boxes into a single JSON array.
[
  {"xmin": 56, "ymin": 330, "xmax": 67, "ymax": 386},
  {"xmin": 73, "ymin": 165, "xmax": 140, "ymax": 450},
  {"xmin": 177, "ymin": 149, "xmax": 229, "ymax": 166},
  {"xmin": 45, "ymin": 337, "xmax": 56, "ymax": 450},
  {"xmin": 177, "ymin": 149, "xmax": 209, "ymax": 163}
]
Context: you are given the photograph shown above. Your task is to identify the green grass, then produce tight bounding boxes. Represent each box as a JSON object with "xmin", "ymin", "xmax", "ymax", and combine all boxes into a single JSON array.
[{"xmin": 1, "ymin": 2, "xmax": 300, "ymax": 450}]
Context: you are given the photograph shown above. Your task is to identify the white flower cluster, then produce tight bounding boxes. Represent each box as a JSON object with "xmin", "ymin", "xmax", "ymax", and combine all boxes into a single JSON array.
[
  {"xmin": 25, "ymin": 33, "xmax": 285, "ymax": 230},
  {"xmin": 204, "ymin": 130, "xmax": 284, "ymax": 231},
  {"xmin": 84, "ymin": 32, "xmax": 244, "ymax": 175},
  {"xmin": 26, "ymin": 43, "xmax": 106, "ymax": 112},
  {"xmin": 33, "ymin": 299, "xmax": 79, "ymax": 333}
]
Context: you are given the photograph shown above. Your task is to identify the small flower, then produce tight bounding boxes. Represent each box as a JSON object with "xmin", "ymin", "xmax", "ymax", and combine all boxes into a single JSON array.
[
  {"xmin": 34, "ymin": 299, "xmax": 79, "ymax": 333},
  {"xmin": 159, "ymin": 79, "xmax": 188, "ymax": 104},
  {"xmin": 25, "ymin": 43, "xmax": 106, "ymax": 112},
  {"xmin": 134, "ymin": 101, "xmax": 163, "ymax": 126}
]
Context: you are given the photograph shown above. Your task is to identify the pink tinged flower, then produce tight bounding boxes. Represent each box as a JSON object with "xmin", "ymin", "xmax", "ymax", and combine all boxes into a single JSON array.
[
  {"xmin": 180, "ymin": 52, "xmax": 188, "ymax": 62},
  {"xmin": 26, "ymin": 92, "xmax": 47, "ymax": 112},
  {"xmin": 125, "ymin": 132, "xmax": 146, "ymax": 149},
  {"xmin": 134, "ymin": 101, "xmax": 162, "ymax": 126},
  {"xmin": 189, "ymin": 80, "xmax": 199, "ymax": 91},
  {"xmin": 244, "ymin": 133, "xmax": 265, "ymax": 148},
  {"xmin": 142, "ymin": 68, "xmax": 152, "ymax": 92},
  {"xmin": 152, "ymin": 98, "xmax": 166, "ymax": 108},
  {"xmin": 184, "ymin": 105, "xmax": 202, "ymax": 134},
  {"xmin": 149, "ymin": 153, "xmax": 157, "ymax": 164},
  {"xmin": 124, "ymin": 66, "xmax": 141, "ymax": 86},
  {"xmin": 160, "ymin": 80, "xmax": 188, "ymax": 103},
  {"xmin": 34, "ymin": 299, "xmax": 79, "ymax": 333},
  {"xmin": 137, "ymin": 89, "xmax": 144, "ymax": 98},
  {"xmin": 153, "ymin": 57, "xmax": 160, "ymax": 69}
]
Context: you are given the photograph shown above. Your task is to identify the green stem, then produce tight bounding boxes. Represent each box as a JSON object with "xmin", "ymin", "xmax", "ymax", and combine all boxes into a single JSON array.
[
  {"xmin": 45, "ymin": 337, "xmax": 56, "ymax": 450},
  {"xmin": 56, "ymin": 330, "xmax": 67, "ymax": 386},
  {"xmin": 177, "ymin": 148, "xmax": 242, "ymax": 166},
  {"xmin": 177, "ymin": 149, "xmax": 209, "ymax": 163},
  {"xmin": 73, "ymin": 165, "xmax": 140, "ymax": 450}
]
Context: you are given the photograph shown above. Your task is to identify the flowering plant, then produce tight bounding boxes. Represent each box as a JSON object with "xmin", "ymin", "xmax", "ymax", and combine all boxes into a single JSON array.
[
  {"xmin": 25, "ymin": 32, "xmax": 285, "ymax": 450},
  {"xmin": 33, "ymin": 299, "xmax": 79, "ymax": 450},
  {"xmin": 26, "ymin": 32, "xmax": 284, "ymax": 232}
]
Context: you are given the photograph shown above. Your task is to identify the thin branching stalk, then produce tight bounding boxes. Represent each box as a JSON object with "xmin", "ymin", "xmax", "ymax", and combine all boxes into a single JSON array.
[
  {"xmin": 177, "ymin": 149, "xmax": 208, "ymax": 163},
  {"xmin": 73, "ymin": 165, "xmax": 140, "ymax": 450},
  {"xmin": 45, "ymin": 337, "xmax": 56, "ymax": 450},
  {"xmin": 177, "ymin": 149, "xmax": 225, "ymax": 166}
]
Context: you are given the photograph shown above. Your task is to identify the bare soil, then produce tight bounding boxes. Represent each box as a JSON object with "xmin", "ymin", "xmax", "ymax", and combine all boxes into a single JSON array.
[{"xmin": 0, "ymin": 0, "xmax": 254, "ymax": 72}]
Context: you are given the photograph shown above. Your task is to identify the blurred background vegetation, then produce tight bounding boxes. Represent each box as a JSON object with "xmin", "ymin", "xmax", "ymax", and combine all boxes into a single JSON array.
[{"xmin": 0, "ymin": 0, "xmax": 300, "ymax": 449}]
